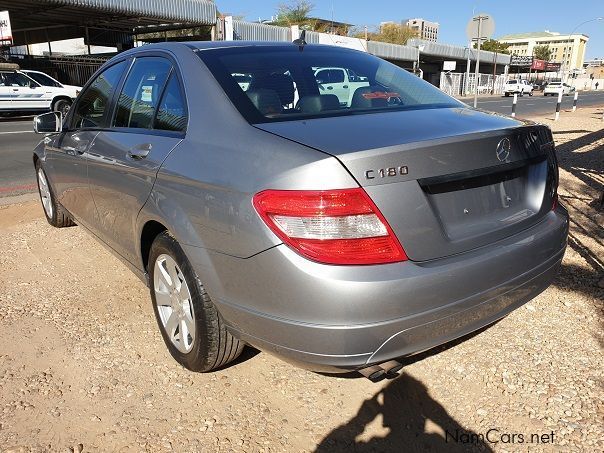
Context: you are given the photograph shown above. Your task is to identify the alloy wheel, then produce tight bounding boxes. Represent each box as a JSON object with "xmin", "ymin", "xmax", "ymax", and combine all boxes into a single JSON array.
[
  {"xmin": 37, "ymin": 168, "xmax": 53, "ymax": 219},
  {"xmin": 153, "ymin": 254, "xmax": 196, "ymax": 353}
]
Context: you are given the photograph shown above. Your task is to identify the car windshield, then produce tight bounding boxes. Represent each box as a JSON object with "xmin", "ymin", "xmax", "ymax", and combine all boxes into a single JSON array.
[
  {"xmin": 24, "ymin": 72, "xmax": 62, "ymax": 88},
  {"xmin": 197, "ymin": 45, "xmax": 461, "ymax": 123},
  {"xmin": 507, "ymin": 80, "xmax": 518, "ymax": 84},
  {"xmin": 549, "ymin": 82, "xmax": 561, "ymax": 86}
]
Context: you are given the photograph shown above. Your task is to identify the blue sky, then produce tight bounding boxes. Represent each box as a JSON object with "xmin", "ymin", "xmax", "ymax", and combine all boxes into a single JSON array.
[{"xmin": 217, "ymin": 0, "xmax": 603, "ymax": 59}]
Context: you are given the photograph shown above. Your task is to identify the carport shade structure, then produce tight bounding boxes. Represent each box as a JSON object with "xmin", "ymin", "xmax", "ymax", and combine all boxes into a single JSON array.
[{"xmin": 0, "ymin": 0, "xmax": 217, "ymax": 46}]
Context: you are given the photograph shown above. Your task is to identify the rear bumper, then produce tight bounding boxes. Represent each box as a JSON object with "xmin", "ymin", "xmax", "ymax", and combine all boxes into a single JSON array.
[{"xmin": 183, "ymin": 206, "xmax": 568, "ymax": 372}]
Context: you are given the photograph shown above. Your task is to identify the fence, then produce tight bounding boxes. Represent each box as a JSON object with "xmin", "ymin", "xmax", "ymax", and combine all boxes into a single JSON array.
[
  {"xmin": 440, "ymin": 72, "xmax": 507, "ymax": 97},
  {"xmin": 8, "ymin": 54, "xmax": 110, "ymax": 86},
  {"xmin": 232, "ymin": 20, "xmax": 291, "ymax": 42}
]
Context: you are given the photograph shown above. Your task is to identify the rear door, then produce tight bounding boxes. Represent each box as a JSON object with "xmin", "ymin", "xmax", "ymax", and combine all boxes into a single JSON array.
[{"xmin": 86, "ymin": 55, "xmax": 187, "ymax": 264}]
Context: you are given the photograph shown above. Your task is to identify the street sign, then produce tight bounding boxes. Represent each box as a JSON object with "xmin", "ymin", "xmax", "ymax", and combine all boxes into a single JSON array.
[
  {"xmin": 510, "ymin": 55, "xmax": 533, "ymax": 67},
  {"xmin": 443, "ymin": 61, "xmax": 456, "ymax": 71},
  {"xmin": 0, "ymin": 11, "xmax": 12, "ymax": 46},
  {"xmin": 466, "ymin": 14, "xmax": 495, "ymax": 42}
]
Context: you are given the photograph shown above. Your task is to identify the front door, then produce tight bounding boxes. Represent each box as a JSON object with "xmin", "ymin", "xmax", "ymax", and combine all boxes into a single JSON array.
[
  {"xmin": 48, "ymin": 60, "xmax": 129, "ymax": 227},
  {"xmin": 87, "ymin": 56, "xmax": 187, "ymax": 264},
  {"xmin": 3, "ymin": 72, "xmax": 51, "ymax": 110}
]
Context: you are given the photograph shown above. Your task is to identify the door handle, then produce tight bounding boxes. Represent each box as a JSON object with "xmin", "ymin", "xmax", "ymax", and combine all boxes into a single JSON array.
[
  {"xmin": 343, "ymin": 85, "xmax": 348, "ymax": 89},
  {"xmin": 128, "ymin": 143, "xmax": 152, "ymax": 159},
  {"xmin": 12, "ymin": 88, "xmax": 19, "ymax": 91},
  {"xmin": 327, "ymin": 86, "xmax": 333, "ymax": 90}
]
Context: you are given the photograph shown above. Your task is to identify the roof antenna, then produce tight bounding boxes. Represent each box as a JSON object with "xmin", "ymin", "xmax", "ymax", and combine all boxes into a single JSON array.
[{"xmin": 293, "ymin": 29, "xmax": 307, "ymax": 49}]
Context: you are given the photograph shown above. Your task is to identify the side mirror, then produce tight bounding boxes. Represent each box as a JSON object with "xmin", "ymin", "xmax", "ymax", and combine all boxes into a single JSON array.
[{"xmin": 34, "ymin": 111, "xmax": 62, "ymax": 134}]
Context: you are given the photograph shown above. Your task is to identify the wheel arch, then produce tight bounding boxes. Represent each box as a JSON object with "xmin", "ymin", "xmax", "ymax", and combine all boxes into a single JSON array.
[{"xmin": 140, "ymin": 220, "xmax": 168, "ymax": 272}]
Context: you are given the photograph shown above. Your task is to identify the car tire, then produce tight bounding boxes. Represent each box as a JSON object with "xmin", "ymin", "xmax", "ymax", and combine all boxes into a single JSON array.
[
  {"xmin": 35, "ymin": 161, "xmax": 76, "ymax": 228},
  {"xmin": 528, "ymin": 90, "xmax": 533, "ymax": 97},
  {"xmin": 52, "ymin": 98, "xmax": 72, "ymax": 116},
  {"xmin": 504, "ymin": 93, "xmax": 509, "ymax": 97},
  {"xmin": 148, "ymin": 231, "xmax": 244, "ymax": 372},
  {"xmin": 519, "ymin": 90, "xmax": 524, "ymax": 97}
]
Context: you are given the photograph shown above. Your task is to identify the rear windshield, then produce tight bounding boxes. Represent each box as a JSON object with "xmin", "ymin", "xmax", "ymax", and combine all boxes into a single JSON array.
[
  {"xmin": 197, "ymin": 45, "xmax": 461, "ymax": 123},
  {"xmin": 548, "ymin": 82, "xmax": 561, "ymax": 86},
  {"xmin": 507, "ymin": 80, "xmax": 518, "ymax": 84}
]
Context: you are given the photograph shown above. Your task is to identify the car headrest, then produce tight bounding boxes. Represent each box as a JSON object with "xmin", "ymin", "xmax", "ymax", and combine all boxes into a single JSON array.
[
  {"xmin": 247, "ymin": 89, "xmax": 283, "ymax": 116},
  {"xmin": 297, "ymin": 94, "xmax": 341, "ymax": 114},
  {"xmin": 351, "ymin": 86, "xmax": 389, "ymax": 109},
  {"xmin": 249, "ymin": 73, "xmax": 295, "ymax": 106}
]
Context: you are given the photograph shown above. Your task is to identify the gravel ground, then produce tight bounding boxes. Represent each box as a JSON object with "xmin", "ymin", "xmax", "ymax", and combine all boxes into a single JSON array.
[{"xmin": 0, "ymin": 108, "xmax": 602, "ymax": 453}]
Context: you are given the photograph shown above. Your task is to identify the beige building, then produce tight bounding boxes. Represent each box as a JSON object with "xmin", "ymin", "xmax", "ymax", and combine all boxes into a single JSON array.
[
  {"xmin": 498, "ymin": 31, "xmax": 588, "ymax": 73},
  {"xmin": 405, "ymin": 18, "xmax": 439, "ymax": 42}
]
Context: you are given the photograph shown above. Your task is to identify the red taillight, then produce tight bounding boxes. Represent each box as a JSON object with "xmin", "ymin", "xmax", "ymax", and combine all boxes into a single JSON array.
[{"xmin": 252, "ymin": 188, "xmax": 407, "ymax": 265}]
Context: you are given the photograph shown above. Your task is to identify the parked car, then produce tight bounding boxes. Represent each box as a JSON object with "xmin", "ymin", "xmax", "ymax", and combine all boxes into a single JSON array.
[
  {"xmin": 313, "ymin": 66, "xmax": 370, "ymax": 106},
  {"xmin": 32, "ymin": 42, "xmax": 568, "ymax": 379},
  {"xmin": 543, "ymin": 82, "xmax": 575, "ymax": 96},
  {"xmin": 503, "ymin": 79, "xmax": 534, "ymax": 96},
  {"xmin": 22, "ymin": 70, "xmax": 81, "ymax": 100},
  {"xmin": 532, "ymin": 80, "xmax": 547, "ymax": 91},
  {"xmin": 0, "ymin": 68, "xmax": 77, "ymax": 115}
]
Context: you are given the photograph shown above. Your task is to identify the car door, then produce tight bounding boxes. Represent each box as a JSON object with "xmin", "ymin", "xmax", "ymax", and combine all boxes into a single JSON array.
[
  {"xmin": 47, "ymin": 59, "xmax": 129, "ymax": 228},
  {"xmin": 4, "ymin": 72, "xmax": 51, "ymax": 110},
  {"xmin": 0, "ymin": 72, "xmax": 13, "ymax": 109},
  {"xmin": 86, "ymin": 55, "xmax": 187, "ymax": 264},
  {"xmin": 316, "ymin": 68, "xmax": 349, "ymax": 106}
]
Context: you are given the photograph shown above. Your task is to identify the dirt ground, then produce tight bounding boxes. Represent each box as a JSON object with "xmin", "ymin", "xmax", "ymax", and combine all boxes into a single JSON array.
[{"xmin": 0, "ymin": 109, "xmax": 602, "ymax": 453}]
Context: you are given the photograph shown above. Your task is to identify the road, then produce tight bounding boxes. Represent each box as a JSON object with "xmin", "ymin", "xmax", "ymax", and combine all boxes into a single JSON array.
[
  {"xmin": 463, "ymin": 90, "xmax": 604, "ymax": 116},
  {"xmin": 0, "ymin": 116, "xmax": 41, "ymax": 197},
  {"xmin": 1, "ymin": 90, "xmax": 603, "ymax": 198}
]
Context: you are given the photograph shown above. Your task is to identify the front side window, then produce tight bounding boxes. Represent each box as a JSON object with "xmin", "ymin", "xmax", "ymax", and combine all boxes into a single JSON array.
[
  {"xmin": 113, "ymin": 57, "xmax": 172, "ymax": 129},
  {"xmin": 2, "ymin": 72, "xmax": 37, "ymax": 87},
  {"xmin": 72, "ymin": 61, "xmax": 127, "ymax": 129},
  {"xmin": 198, "ymin": 46, "xmax": 461, "ymax": 123}
]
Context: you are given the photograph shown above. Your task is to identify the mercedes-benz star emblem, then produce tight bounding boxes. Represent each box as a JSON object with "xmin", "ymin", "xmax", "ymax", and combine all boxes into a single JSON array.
[{"xmin": 496, "ymin": 138, "xmax": 511, "ymax": 162}]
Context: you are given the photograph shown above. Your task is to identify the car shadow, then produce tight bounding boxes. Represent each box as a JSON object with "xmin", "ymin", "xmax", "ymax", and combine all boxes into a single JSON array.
[{"xmin": 314, "ymin": 372, "xmax": 493, "ymax": 453}]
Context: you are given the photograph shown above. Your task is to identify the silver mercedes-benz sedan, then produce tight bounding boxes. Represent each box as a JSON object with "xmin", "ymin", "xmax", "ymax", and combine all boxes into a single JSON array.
[{"xmin": 32, "ymin": 41, "xmax": 568, "ymax": 380}]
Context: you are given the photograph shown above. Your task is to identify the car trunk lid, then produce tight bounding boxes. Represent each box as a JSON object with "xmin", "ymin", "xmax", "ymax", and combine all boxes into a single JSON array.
[{"xmin": 255, "ymin": 107, "xmax": 557, "ymax": 261}]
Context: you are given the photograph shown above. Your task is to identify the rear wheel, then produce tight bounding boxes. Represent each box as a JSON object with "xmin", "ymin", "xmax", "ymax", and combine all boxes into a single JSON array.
[
  {"xmin": 504, "ymin": 92, "xmax": 509, "ymax": 97},
  {"xmin": 148, "ymin": 232, "xmax": 244, "ymax": 372},
  {"xmin": 52, "ymin": 98, "xmax": 72, "ymax": 116},
  {"xmin": 35, "ymin": 161, "xmax": 75, "ymax": 228}
]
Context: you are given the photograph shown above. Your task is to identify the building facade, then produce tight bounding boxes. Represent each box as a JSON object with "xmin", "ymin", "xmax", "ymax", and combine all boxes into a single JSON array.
[
  {"xmin": 497, "ymin": 31, "xmax": 588, "ymax": 73},
  {"xmin": 405, "ymin": 18, "xmax": 439, "ymax": 42}
]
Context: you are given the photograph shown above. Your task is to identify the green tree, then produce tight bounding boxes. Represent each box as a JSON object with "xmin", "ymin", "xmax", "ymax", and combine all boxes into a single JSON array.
[
  {"xmin": 274, "ymin": 0, "xmax": 314, "ymax": 27},
  {"xmin": 533, "ymin": 45, "xmax": 553, "ymax": 61},
  {"xmin": 353, "ymin": 23, "xmax": 418, "ymax": 45},
  {"xmin": 473, "ymin": 39, "xmax": 510, "ymax": 54}
]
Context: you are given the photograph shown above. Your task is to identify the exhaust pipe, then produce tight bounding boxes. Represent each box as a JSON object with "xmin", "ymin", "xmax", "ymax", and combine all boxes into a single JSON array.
[{"xmin": 358, "ymin": 360, "xmax": 404, "ymax": 381}]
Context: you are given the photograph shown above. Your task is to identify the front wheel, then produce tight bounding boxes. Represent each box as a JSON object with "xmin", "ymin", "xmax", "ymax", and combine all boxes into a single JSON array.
[
  {"xmin": 149, "ymin": 232, "xmax": 244, "ymax": 372},
  {"xmin": 528, "ymin": 91, "xmax": 533, "ymax": 97},
  {"xmin": 35, "ymin": 161, "xmax": 75, "ymax": 228}
]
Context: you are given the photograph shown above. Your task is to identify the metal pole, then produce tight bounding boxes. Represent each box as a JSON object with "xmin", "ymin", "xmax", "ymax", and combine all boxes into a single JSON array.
[
  {"xmin": 85, "ymin": 27, "xmax": 91, "ymax": 55},
  {"xmin": 555, "ymin": 90, "xmax": 562, "ymax": 121},
  {"xmin": 511, "ymin": 93, "xmax": 517, "ymax": 117},
  {"xmin": 473, "ymin": 16, "xmax": 483, "ymax": 108},
  {"xmin": 572, "ymin": 91, "xmax": 578, "ymax": 112},
  {"xmin": 465, "ymin": 42, "xmax": 471, "ymax": 96}
]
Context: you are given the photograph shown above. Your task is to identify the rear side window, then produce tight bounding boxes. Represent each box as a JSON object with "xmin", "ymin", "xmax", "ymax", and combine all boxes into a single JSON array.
[
  {"xmin": 72, "ymin": 61, "xmax": 127, "ymax": 129},
  {"xmin": 114, "ymin": 57, "xmax": 172, "ymax": 129},
  {"xmin": 154, "ymin": 73, "xmax": 187, "ymax": 132},
  {"xmin": 2, "ymin": 72, "xmax": 36, "ymax": 87}
]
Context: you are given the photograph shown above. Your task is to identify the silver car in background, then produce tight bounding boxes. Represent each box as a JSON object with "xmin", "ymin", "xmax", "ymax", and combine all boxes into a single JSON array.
[{"xmin": 32, "ymin": 42, "xmax": 568, "ymax": 380}]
